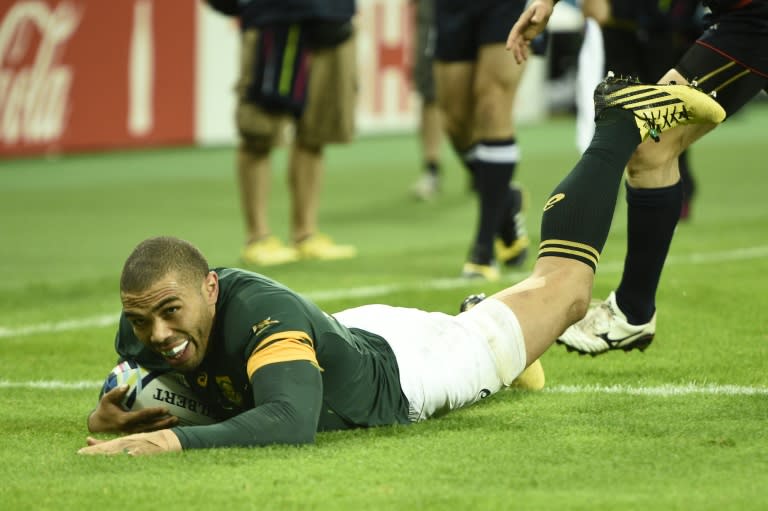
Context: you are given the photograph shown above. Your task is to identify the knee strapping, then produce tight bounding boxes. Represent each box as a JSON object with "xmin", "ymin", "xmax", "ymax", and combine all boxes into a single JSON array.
[{"xmin": 462, "ymin": 298, "xmax": 527, "ymax": 386}]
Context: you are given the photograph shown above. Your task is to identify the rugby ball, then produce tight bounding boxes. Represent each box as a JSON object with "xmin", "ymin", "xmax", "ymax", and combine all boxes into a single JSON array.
[{"xmin": 100, "ymin": 360, "xmax": 217, "ymax": 426}]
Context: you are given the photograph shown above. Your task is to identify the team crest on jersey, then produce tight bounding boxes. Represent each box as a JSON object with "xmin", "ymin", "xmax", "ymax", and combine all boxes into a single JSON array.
[
  {"xmin": 216, "ymin": 375, "xmax": 243, "ymax": 406},
  {"xmin": 196, "ymin": 371, "xmax": 208, "ymax": 388},
  {"xmin": 252, "ymin": 317, "xmax": 280, "ymax": 336}
]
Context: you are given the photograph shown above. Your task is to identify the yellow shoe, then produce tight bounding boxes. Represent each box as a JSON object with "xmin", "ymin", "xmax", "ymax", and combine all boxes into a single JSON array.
[
  {"xmin": 510, "ymin": 359, "xmax": 545, "ymax": 391},
  {"xmin": 495, "ymin": 236, "xmax": 529, "ymax": 268},
  {"xmin": 461, "ymin": 262, "xmax": 500, "ymax": 282},
  {"xmin": 296, "ymin": 233, "xmax": 357, "ymax": 261},
  {"xmin": 594, "ymin": 72, "xmax": 726, "ymax": 142},
  {"xmin": 241, "ymin": 236, "xmax": 299, "ymax": 266}
]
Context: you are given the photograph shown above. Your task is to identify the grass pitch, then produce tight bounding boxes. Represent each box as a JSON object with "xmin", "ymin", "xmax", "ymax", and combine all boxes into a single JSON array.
[{"xmin": 1, "ymin": 104, "xmax": 767, "ymax": 510}]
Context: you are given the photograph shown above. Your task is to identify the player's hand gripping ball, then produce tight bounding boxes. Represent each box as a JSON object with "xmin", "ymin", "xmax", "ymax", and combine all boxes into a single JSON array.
[{"xmin": 101, "ymin": 360, "xmax": 216, "ymax": 426}]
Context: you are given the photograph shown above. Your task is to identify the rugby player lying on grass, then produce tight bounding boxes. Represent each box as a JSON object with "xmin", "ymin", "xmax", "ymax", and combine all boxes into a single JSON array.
[{"xmin": 79, "ymin": 75, "xmax": 725, "ymax": 455}]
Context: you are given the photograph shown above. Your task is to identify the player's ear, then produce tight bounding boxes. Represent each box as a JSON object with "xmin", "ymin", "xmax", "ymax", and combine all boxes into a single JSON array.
[{"xmin": 203, "ymin": 271, "xmax": 219, "ymax": 304}]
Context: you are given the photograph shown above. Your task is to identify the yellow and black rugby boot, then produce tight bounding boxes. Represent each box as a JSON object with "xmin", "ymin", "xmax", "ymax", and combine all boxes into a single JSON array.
[{"xmin": 593, "ymin": 72, "xmax": 726, "ymax": 143}]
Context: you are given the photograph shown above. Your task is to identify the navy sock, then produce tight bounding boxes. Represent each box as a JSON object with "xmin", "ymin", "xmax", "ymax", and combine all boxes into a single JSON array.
[
  {"xmin": 678, "ymin": 150, "xmax": 695, "ymax": 200},
  {"xmin": 615, "ymin": 180, "xmax": 683, "ymax": 324},
  {"xmin": 470, "ymin": 139, "xmax": 519, "ymax": 264}
]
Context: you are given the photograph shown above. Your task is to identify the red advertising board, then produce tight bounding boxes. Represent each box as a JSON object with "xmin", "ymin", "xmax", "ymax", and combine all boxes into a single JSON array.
[{"xmin": 0, "ymin": 0, "xmax": 195, "ymax": 157}]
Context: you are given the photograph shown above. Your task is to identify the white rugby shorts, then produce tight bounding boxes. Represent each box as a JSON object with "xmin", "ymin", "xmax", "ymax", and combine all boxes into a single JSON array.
[{"xmin": 333, "ymin": 298, "xmax": 526, "ymax": 422}]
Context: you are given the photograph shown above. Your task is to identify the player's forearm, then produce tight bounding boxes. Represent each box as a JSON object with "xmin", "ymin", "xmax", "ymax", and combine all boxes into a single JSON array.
[
  {"xmin": 172, "ymin": 399, "xmax": 319, "ymax": 449},
  {"xmin": 172, "ymin": 361, "xmax": 323, "ymax": 449}
]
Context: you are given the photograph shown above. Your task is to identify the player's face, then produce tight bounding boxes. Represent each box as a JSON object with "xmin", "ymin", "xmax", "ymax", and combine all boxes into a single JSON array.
[{"xmin": 121, "ymin": 271, "xmax": 219, "ymax": 372}]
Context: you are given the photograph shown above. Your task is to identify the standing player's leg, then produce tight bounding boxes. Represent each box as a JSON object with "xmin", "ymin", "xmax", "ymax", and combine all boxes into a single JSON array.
[
  {"xmin": 292, "ymin": 27, "xmax": 357, "ymax": 261},
  {"xmin": 239, "ymin": 143, "xmax": 301, "ymax": 266},
  {"xmin": 462, "ymin": 1, "xmax": 530, "ymax": 281},
  {"xmin": 236, "ymin": 28, "xmax": 299, "ymax": 267},
  {"xmin": 468, "ymin": 41, "xmax": 530, "ymax": 277},
  {"xmin": 434, "ymin": 0, "xmax": 531, "ymax": 282},
  {"xmin": 410, "ymin": 0, "xmax": 444, "ymax": 201},
  {"xmin": 490, "ymin": 73, "xmax": 725, "ymax": 364},
  {"xmin": 434, "ymin": 59, "xmax": 478, "ymax": 185},
  {"xmin": 558, "ymin": 33, "xmax": 768, "ymax": 356},
  {"xmin": 412, "ymin": 101, "xmax": 444, "ymax": 199}
]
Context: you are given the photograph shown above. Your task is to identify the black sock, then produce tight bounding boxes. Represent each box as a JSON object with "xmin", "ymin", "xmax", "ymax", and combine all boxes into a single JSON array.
[
  {"xmin": 615, "ymin": 180, "xmax": 683, "ymax": 324},
  {"xmin": 498, "ymin": 185, "xmax": 524, "ymax": 245},
  {"xmin": 539, "ymin": 108, "xmax": 639, "ymax": 271},
  {"xmin": 425, "ymin": 160, "xmax": 440, "ymax": 177},
  {"xmin": 470, "ymin": 139, "xmax": 519, "ymax": 264}
]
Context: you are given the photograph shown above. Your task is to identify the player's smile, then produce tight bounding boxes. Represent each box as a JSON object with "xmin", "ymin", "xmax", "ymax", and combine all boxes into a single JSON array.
[
  {"xmin": 158, "ymin": 338, "xmax": 192, "ymax": 366},
  {"xmin": 151, "ymin": 329, "xmax": 205, "ymax": 370},
  {"xmin": 161, "ymin": 339, "xmax": 189, "ymax": 358}
]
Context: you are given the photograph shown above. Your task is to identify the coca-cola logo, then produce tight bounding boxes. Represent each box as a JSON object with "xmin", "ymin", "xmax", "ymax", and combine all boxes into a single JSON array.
[{"xmin": 0, "ymin": 1, "xmax": 81, "ymax": 147}]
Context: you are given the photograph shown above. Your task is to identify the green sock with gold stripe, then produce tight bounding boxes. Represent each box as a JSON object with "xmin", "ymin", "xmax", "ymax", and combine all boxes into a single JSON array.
[{"xmin": 538, "ymin": 108, "xmax": 639, "ymax": 271}]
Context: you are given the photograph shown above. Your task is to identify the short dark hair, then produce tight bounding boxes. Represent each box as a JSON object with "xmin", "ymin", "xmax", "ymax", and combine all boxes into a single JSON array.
[{"xmin": 120, "ymin": 236, "xmax": 210, "ymax": 293}]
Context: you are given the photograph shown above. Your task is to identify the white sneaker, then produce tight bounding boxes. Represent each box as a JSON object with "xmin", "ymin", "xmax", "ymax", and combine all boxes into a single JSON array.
[
  {"xmin": 410, "ymin": 174, "xmax": 439, "ymax": 201},
  {"xmin": 557, "ymin": 291, "xmax": 656, "ymax": 356}
]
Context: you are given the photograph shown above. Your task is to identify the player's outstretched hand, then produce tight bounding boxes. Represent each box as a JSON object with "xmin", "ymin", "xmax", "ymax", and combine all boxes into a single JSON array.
[
  {"xmin": 87, "ymin": 384, "xmax": 179, "ymax": 434},
  {"xmin": 78, "ymin": 430, "xmax": 182, "ymax": 456},
  {"xmin": 507, "ymin": 0, "xmax": 556, "ymax": 64}
]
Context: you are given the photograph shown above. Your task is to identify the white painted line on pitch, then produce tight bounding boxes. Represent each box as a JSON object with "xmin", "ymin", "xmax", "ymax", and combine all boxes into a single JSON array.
[
  {"xmin": 2, "ymin": 245, "xmax": 768, "ymax": 340},
  {"xmin": 1, "ymin": 379, "xmax": 766, "ymax": 396},
  {"xmin": 0, "ymin": 315, "xmax": 119, "ymax": 339},
  {"xmin": 0, "ymin": 380, "xmax": 102, "ymax": 390},
  {"xmin": 547, "ymin": 383, "xmax": 768, "ymax": 396}
]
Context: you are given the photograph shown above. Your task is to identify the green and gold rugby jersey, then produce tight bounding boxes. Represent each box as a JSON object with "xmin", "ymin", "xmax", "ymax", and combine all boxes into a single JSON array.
[{"xmin": 113, "ymin": 268, "xmax": 410, "ymax": 440}]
